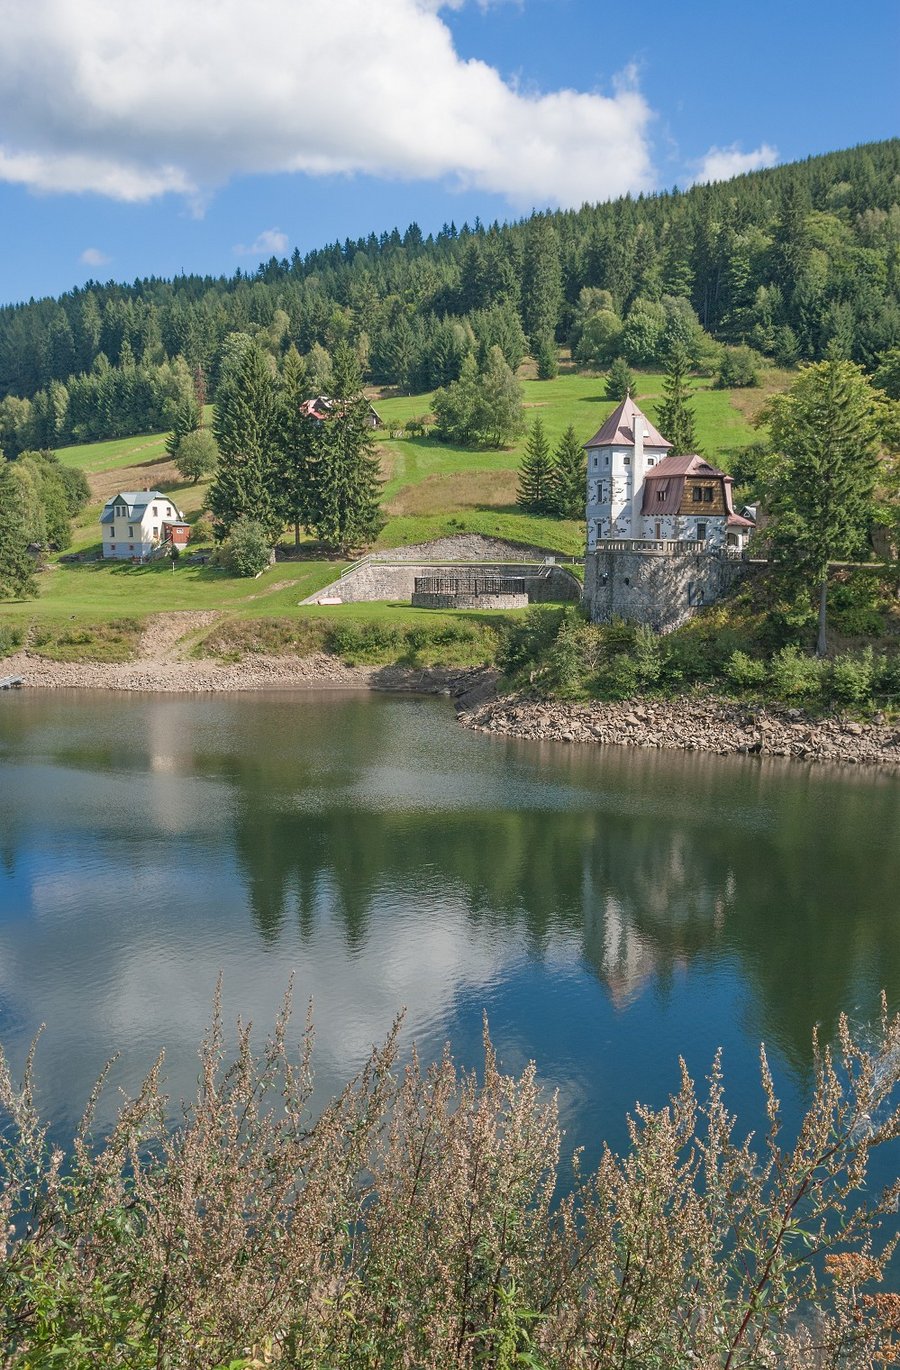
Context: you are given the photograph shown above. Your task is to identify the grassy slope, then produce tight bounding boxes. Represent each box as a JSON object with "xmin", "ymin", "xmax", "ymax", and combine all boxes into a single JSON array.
[{"xmin": 2, "ymin": 370, "xmax": 772, "ymax": 659}]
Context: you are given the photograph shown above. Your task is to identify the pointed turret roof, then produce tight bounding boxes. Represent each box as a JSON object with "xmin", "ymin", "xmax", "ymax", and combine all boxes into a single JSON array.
[{"xmin": 584, "ymin": 395, "xmax": 671, "ymax": 450}]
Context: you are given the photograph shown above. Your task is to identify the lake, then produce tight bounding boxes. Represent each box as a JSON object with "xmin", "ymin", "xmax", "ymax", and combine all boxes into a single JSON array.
[{"xmin": 1, "ymin": 688, "xmax": 899, "ymax": 1179}]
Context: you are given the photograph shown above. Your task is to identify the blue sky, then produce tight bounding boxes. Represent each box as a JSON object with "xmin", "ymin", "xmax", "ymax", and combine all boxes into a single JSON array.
[{"xmin": 1, "ymin": 0, "xmax": 897, "ymax": 307}]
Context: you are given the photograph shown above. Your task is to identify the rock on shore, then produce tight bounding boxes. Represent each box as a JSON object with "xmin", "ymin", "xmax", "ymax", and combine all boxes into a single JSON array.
[{"xmin": 457, "ymin": 692, "xmax": 900, "ymax": 769}]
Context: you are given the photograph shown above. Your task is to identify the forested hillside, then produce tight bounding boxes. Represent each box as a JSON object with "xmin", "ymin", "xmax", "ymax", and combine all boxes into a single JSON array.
[{"xmin": 1, "ymin": 139, "xmax": 898, "ymax": 455}]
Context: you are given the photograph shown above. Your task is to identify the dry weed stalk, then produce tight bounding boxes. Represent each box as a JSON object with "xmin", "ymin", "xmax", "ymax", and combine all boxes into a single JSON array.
[{"xmin": 1, "ymin": 986, "xmax": 899, "ymax": 1368}]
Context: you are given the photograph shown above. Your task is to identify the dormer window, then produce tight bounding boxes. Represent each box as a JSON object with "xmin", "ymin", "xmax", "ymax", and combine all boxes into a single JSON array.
[
  {"xmin": 693, "ymin": 488, "xmax": 703, "ymax": 503},
  {"xmin": 647, "ymin": 458, "xmax": 654, "ymax": 467},
  {"xmin": 657, "ymin": 489, "xmax": 668, "ymax": 501}
]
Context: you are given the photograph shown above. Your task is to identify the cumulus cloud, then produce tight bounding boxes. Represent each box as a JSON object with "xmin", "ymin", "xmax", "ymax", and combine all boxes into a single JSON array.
[
  {"xmin": 0, "ymin": 0, "xmax": 654, "ymax": 209},
  {"xmin": 693, "ymin": 142, "xmax": 778, "ymax": 184},
  {"xmin": 79, "ymin": 246, "xmax": 111, "ymax": 266},
  {"xmin": 234, "ymin": 228, "xmax": 290, "ymax": 257}
]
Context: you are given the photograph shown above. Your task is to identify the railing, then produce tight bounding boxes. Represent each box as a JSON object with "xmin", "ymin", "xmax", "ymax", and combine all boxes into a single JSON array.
[
  {"xmin": 414, "ymin": 575, "xmax": 528, "ymax": 596},
  {"xmin": 595, "ymin": 538, "xmax": 707, "ymax": 555}
]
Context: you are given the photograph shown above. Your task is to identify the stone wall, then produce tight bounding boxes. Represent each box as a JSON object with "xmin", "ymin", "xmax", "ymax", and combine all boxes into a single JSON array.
[
  {"xmin": 411, "ymin": 591, "xmax": 530, "ymax": 610},
  {"xmin": 583, "ymin": 548, "xmax": 753, "ymax": 632},
  {"xmin": 307, "ymin": 561, "xmax": 581, "ymax": 606}
]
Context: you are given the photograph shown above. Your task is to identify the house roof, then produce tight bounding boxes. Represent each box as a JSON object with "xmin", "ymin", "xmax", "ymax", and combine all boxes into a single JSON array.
[
  {"xmin": 99, "ymin": 491, "xmax": 183, "ymax": 524},
  {"xmin": 584, "ymin": 395, "xmax": 671, "ymax": 451},
  {"xmin": 641, "ymin": 453, "xmax": 750, "ymax": 524},
  {"xmin": 300, "ymin": 395, "xmax": 382, "ymax": 421}
]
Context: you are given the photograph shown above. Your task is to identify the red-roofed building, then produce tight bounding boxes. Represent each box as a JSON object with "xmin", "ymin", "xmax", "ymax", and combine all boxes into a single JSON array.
[
  {"xmin": 584, "ymin": 397, "xmax": 753, "ymax": 554},
  {"xmin": 300, "ymin": 395, "xmax": 383, "ymax": 428}
]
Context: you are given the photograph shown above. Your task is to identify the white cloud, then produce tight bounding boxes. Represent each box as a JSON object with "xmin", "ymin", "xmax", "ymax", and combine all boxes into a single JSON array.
[
  {"xmin": 693, "ymin": 142, "xmax": 779, "ymax": 184},
  {"xmin": 234, "ymin": 228, "xmax": 290, "ymax": 257},
  {"xmin": 0, "ymin": 0, "xmax": 655, "ymax": 210},
  {"xmin": 79, "ymin": 245, "xmax": 111, "ymax": 266}
]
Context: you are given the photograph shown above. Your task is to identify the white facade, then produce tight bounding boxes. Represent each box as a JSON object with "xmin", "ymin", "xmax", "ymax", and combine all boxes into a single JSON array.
[
  {"xmin": 584, "ymin": 398, "xmax": 751, "ymax": 554},
  {"xmin": 586, "ymin": 437, "xmax": 671, "ymax": 548},
  {"xmin": 100, "ymin": 490, "xmax": 185, "ymax": 560}
]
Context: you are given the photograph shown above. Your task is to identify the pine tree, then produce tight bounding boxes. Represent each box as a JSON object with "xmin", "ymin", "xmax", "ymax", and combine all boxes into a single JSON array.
[
  {"xmin": 605, "ymin": 357, "xmax": 635, "ymax": 402},
  {"xmin": 210, "ymin": 337, "xmax": 282, "ymax": 541},
  {"xmin": 516, "ymin": 416, "xmax": 555, "ymax": 514},
  {"xmin": 656, "ymin": 342, "xmax": 698, "ymax": 455},
  {"xmin": 0, "ymin": 460, "xmax": 38, "ymax": 599},
  {"xmin": 547, "ymin": 425, "xmax": 587, "ymax": 519}
]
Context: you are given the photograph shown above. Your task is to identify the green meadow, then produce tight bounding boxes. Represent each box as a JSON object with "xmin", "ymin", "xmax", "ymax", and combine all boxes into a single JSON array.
[{"xmin": 3, "ymin": 368, "xmax": 775, "ymax": 660}]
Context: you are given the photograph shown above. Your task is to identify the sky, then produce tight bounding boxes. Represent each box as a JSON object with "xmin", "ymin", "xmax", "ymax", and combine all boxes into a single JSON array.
[{"xmin": 0, "ymin": 0, "xmax": 897, "ymax": 307}]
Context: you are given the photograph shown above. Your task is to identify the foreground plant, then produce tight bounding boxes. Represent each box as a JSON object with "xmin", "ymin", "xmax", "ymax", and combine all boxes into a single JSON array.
[{"xmin": 1, "ymin": 989, "xmax": 899, "ymax": 1368}]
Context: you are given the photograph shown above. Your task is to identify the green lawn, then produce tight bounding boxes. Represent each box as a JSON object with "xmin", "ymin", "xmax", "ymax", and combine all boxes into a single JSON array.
[
  {"xmin": 0, "ymin": 557, "xmax": 342, "ymax": 625},
  {"xmin": 54, "ymin": 430, "xmax": 172, "ymax": 474}
]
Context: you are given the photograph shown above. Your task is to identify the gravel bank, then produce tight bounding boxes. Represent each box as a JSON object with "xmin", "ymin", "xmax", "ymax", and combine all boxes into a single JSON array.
[
  {"xmin": 457, "ymin": 693, "xmax": 900, "ymax": 769},
  {"xmin": 0, "ymin": 648, "xmax": 373, "ymax": 692}
]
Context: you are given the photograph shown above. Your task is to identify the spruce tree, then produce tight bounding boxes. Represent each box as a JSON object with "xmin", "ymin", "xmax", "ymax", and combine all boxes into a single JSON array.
[
  {"xmin": 307, "ymin": 393, "xmax": 384, "ymax": 553},
  {"xmin": 210, "ymin": 337, "xmax": 282, "ymax": 542},
  {"xmin": 548, "ymin": 425, "xmax": 587, "ymax": 519},
  {"xmin": 275, "ymin": 347, "xmax": 315, "ymax": 545},
  {"xmin": 166, "ymin": 392, "xmax": 202, "ymax": 458},
  {"xmin": 516, "ymin": 416, "xmax": 555, "ymax": 514},
  {"xmin": 605, "ymin": 357, "xmax": 635, "ymax": 402},
  {"xmin": 0, "ymin": 460, "xmax": 38, "ymax": 599},
  {"xmin": 303, "ymin": 348, "xmax": 384, "ymax": 552},
  {"xmin": 656, "ymin": 342, "xmax": 698, "ymax": 455},
  {"xmin": 765, "ymin": 360, "xmax": 881, "ymax": 656}
]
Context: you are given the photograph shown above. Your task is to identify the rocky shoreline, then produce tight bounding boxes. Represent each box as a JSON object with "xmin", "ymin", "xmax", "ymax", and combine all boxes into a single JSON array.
[
  {"xmin": 456, "ymin": 692, "xmax": 900, "ymax": 769},
  {"xmin": 4, "ymin": 644, "xmax": 899, "ymax": 769}
]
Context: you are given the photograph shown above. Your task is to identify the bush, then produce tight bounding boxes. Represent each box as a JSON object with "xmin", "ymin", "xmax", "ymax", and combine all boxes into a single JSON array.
[
  {"xmin": 191, "ymin": 514, "xmax": 215, "ymax": 544},
  {"xmin": 874, "ymin": 652, "xmax": 900, "ymax": 704},
  {"xmin": 829, "ymin": 648, "xmax": 875, "ymax": 706},
  {"xmin": 725, "ymin": 649, "xmax": 768, "ymax": 690},
  {"xmin": 829, "ymin": 573, "xmax": 887, "ymax": 636},
  {"xmin": 715, "ymin": 344, "xmax": 763, "ymax": 389},
  {"xmin": 0, "ymin": 622, "xmax": 23, "ymax": 656},
  {"xmin": 222, "ymin": 518, "xmax": 271, "ymax": 577},
  {"xmin": 769, "ymin": 644, "xmax": 824, "ymax": 699},
  {"xmin": 2, "ymin": 996, "xmax": 900, "ymax": 1368}
]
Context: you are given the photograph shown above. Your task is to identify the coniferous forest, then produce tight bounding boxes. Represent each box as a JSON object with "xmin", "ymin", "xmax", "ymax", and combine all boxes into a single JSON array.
[{"xmin": 0, "ymin": 140, "xmax": 898, "ymax": 457}]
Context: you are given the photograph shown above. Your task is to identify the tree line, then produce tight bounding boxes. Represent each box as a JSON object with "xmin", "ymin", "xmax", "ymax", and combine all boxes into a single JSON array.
[{"xmin": 0, "ymin": 139, "xmax": 897, "ymax": 448}]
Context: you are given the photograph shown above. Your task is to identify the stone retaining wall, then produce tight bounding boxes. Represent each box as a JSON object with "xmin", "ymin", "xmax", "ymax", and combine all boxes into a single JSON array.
[
  {"xmin": 584, "ymin": 548, "xmax": 754, "ymax": 632},
  {"xmin": 410, "ymin": 591, "xmax": 529, "ymax": 610},
  {"xmin": 307, "ymin": 562, "xmax": 580, "ymax": 605}
]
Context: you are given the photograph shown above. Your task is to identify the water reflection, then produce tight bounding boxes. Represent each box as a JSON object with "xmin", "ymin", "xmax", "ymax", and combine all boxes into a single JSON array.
[{"xmin": 0, "ymin": 691, "xmax": 898, "ymax": 1143}]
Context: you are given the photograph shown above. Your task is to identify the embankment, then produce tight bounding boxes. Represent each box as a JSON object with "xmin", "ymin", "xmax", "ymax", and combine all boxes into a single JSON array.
[{"xmin": 457, "ymin": 692, "xmax": 900, "ymax": 768}]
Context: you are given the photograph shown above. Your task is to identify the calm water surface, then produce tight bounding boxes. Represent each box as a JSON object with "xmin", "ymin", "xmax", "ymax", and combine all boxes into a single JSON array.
[{"xmin": 1, "ymin": 689, "xmax": 899, "ymax": 1176}]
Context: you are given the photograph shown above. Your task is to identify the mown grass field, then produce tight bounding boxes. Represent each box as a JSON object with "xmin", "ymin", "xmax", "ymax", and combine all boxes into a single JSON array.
[{"xmin": 3, "ymin": 367, "xmax": 779, "ymax": 660}]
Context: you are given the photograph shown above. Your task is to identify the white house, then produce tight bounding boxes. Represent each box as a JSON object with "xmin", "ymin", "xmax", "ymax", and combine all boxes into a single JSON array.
[
  {"xmin": 99, "ymin": 490, "xmax": 190, "ymax": 560},
  {"xmin": 584, "ymin": 396, "xmax": 753, "ymax": 553}
]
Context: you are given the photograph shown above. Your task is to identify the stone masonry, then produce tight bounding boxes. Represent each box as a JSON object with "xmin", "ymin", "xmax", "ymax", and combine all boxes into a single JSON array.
[{"xmin": 583, "ymin": 547, "xmax": 754, "ymax": 633}]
